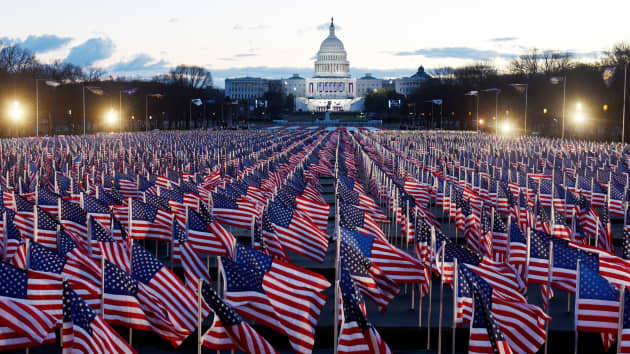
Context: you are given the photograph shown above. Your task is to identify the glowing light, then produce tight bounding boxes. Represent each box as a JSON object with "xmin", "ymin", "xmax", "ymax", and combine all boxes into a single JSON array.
[
  {"xmin": 105, "ymin": 109, "xmax": 117, "ymax": 125},
  {"xmin": 603, "ymin": 104, "xmax": 608, "ymax": 111},
  {"xmin": 501, "ymin": 121, "xmax": 512, "ymax": 134},
  {"xmin": 543, "ymin": 108, "xmax": 548, "ymax": 114},
  {"xmin": 9, "ymin": 101, "xmax": 23, "ymax": 122},
  {"xmin": 574, "ymin": 111, "xmax": 585, "ymax": 123},
  {"xmin": 479, "ymin": 119, "xmax": 484, "ymax": 125},
  {"xmin": 576, "ymin": 102, "xmax": 582, "ymax": 111}
]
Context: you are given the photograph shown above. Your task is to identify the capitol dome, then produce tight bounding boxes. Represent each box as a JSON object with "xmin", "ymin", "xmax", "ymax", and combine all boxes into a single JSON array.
[{"xmin": 314, "ymin": 18, "xmax": 350, "ymax": 78}]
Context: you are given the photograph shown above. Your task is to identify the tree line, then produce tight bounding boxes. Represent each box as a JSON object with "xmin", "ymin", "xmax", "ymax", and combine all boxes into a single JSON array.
[
  {"xmin": 366, "ymin": 42, "xmax": 630, "ymax": 140},
  {"xmin": 0, "ymin": 41, "xmax": 222, "ymax": 136}
]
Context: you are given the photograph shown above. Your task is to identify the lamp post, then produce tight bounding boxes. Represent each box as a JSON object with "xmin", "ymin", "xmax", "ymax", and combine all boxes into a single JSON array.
[
  {"xmin": 549, "ymin": 76, "xmax": 566, "ymax": 138},
  {"xmin": 35, "ymin": 79, "xmax": 60, "ymax": 137},
  {"xmin": 465, "ymin": 91, "xmax": 480, "ymax": 131},
  {"xmin": 622, "ymin": 63, "xmax": 627, "ymax": 143},
  {"xmin": 146, "ymin": 93, "xmax": 164, "ymax": 132},
  {"xmin": 482, "ymin": 88, "xmax": 501, "ymax": 135},
  {"xmin": 190, "ymin": 98, "xmax": 203, "ymax": 130}
]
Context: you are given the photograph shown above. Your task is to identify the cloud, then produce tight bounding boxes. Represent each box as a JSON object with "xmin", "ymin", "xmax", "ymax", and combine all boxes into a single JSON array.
[
  {"xmin": 393, "ymin": 47, "xmax": 516, "ymax": 60},
  {"xmin": 108, "ymin": 53, "xmax": 170, "ymax": 74},
  {"xmin": 0, "ymin": 34, "xmax": 72, "ymax": 53},
  {"xmin": 569, "ymin": 50, "xmax": 604, "ymax": 59},
  {"xmin": 233, "ymin": 24, "xmax": 243, "ymax": 31},
  {"xmin": 64, "ymin": 37, "xmax": 115, "ymax": 67},
  {"xmin": 489, "ymin": 37, "xmax": 518, "ymax": 42},
  {"xmin": 316, "ymin": 22, "xmax": 341, "ymax": 31},
  {"xmin": 234, "ymin": 53, "xmax": 257, "ymax": 58},
  {"xmin": 168, "ymin": 17, "xmax": 179, "ymax": 23}
]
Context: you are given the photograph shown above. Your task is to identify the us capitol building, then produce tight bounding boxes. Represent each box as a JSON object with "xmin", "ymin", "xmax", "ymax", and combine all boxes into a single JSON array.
[{"xmin": 225, "ymin": 18, "xmax": 430, "ymax": 112}]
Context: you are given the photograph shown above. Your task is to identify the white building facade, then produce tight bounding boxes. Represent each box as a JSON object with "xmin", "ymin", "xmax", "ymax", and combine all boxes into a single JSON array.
[{"xmin": 225, "ymin": 18, "xmax": 431, "ymax": 111}]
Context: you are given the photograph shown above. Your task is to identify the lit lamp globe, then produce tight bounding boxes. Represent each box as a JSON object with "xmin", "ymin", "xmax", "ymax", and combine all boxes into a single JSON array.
[
  {"xmin": 9, "ymin": 101, "xmax": 24, "ymax": 122},
  {"xmin": 105, "ymin": 109, "xmax": 117, "ymax": 126}
]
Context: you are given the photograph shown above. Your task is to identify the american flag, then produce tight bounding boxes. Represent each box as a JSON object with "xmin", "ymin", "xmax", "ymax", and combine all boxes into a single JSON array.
[
  {"xmin": 61, "ymin": 282, "xmax": 136, "ymax": 354},
  {"xmin": 186, "ymin": 207, "xmax": 235, "ymax": 258},
  {"xmin": 340, "ymin": 227, "xmax": 426, "ymax": 285},
  {"xmin": 1, "ymin": 208, "xmax": 22, "ymax": 261},
  {"xmin": 337, "ymin": 269, "xmax": 392, "ymax": 354},
  {"xmin": 0, "ymin": 261, "xmax": 60, "ymax": 350},
  {"xmin": 13, "ymin": 195, "xmax": 34, "ymax": 239},
  {"xmin": 211, "ymin": 191, "xmax": 258, "ymax": 229},
  {"xmin": 608, "ymin": 178, "xmax": 625, "ymax": 217},
  {"xmin": 200, "ymin": 281, "xmax": 277, "ymax": 353},
  {"xmin": 131, "ymin": 241, "xmax": 203, "ymax": 337},
  {"xmin": 340, "ymin": 240, "xmax": 399, "ymax": 313},
  {"xmin": 267, "ymin": 200, "xmax": 329, "ymax": 263},
  {"xmin": 2, "ymin": 257, "xmax": 64, "ymax": 317},
  {"xmin": 35, "ymin": 207, "xmax": 59, "ymax": 250},
  {"xmin": 295, "ymin": 194, "xmax": 329, "ymax": 234},
  {"xmin": 550, "ymin": 205, "xmax": 571, "ymax": 240},
  {"xmin": 37, "ymin": 186, "xmax": 59, "ymax": 218},
  {"xmin": 82, "ymin": 193, "xmax": 111, "ymax": 227},
  {"xmin": 90, "ymin": 216, "xmax": 130, "ymax": 273},
  {"xmin": 221, "ymin": 244, "xmax": 329, "ymax": 354},
  {"xmin": 467, "ymin": 282, "xmax": 513, "ymax": 354},
  {"xmin": 338, "ymin": 200, "xmax": 386, "ymax": 241},
  {"xmin": 172, "ymin": 222, "xmax": 211, "ymax": 290},
  {"xmin": 100, "ymin": 259, "xmax": 154, "ymax": 332},
  {"xmin": 129, "ymin": 198, "xmax": 173, "ymax": 241},
  {"xmin": 576, "ymin": 263, "xmax": 619, "ymax": 334},
  {"xmin": 27, "ymin": 241, "xmax": 101, "ymax": 311},
  {"xmin": 60, "ymin": 199, "xmax": 88, "ymax": 246}
]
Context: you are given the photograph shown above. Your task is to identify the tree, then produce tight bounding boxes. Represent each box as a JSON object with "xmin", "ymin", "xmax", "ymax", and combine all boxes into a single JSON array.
[
  {"xmin": 603, "ymin": 41, "xmax": 630, "ymax": 65},
  {"xmin": 167, "ymin": 65, "xmax": 212, "ymax": 89},
  {"xmin": 0, "ymin": 43, "xmax": 36, "ymax": 74}
]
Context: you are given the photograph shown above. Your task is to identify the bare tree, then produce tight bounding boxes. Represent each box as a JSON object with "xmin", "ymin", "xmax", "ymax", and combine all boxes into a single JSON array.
[
  {"xmin": 509, "ymin": 48, "xmax": 541, "ymax": 78},
  {"xmin": 603, "ymin": 41, "xmax": 630, "ymax": 65},
  {"xmin": 168, "ymin": 65, "xmax": 212, "ymax": 89},
  {"xmin": 540, "ymin": 51, "xmax": 573, "ymax": 75},
  {"xmin": 84, "ymin": 67, "xmax": 106, "ymax": 82},
  {"xmin": 0, "ymin": 43, "xmax": 36, "ymax": 74}
]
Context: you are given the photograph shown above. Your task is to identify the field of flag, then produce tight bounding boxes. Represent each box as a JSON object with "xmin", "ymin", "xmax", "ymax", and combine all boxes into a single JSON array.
[{"xmin": 3, "ymin": 128, "xmax": 630, "ymax": 353}]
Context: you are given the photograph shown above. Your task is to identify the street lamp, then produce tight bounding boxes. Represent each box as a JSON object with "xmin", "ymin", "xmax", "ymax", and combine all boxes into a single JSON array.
[
  {"xmin": 105, "ymin": 109, "xmax": 117, "ymax": 126},
  {"xmin": 35, "ymin": 79, "xmax": 60, "ymax": 136},
  {"xmin": 8, "ymin": 101, "xmax": 24, "ymax": 137},
  {"xmin": 465, "ymin": 90, "xmax": 480, "ymax": 131},
  {"xmin": 501, "ymin": 120, "xmax": 513, "ymax": 134}
]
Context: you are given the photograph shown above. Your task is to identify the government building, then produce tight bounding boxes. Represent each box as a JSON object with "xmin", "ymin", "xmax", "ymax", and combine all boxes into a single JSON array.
[{"xmin": 225, "ymin": 18, "xmax": 430, "ymax": 112}]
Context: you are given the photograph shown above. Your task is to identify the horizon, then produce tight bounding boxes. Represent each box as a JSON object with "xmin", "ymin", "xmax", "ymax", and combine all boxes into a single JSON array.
[{"xmin": 2, "ymin": 0, "xmax": 629, "ymax": 87}]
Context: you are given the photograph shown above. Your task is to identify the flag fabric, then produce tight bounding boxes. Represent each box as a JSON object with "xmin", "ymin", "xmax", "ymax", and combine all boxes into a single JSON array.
[
  {"xmin": 221, "ymin": 244, "xmax": 329, "ymax": 354},
  {"xmin": 340, "ymin": 240, "xmax": 399, "ymax": 313},
  {"xmin": 129, "ymin": 199, "xmax": 173, "ymax": 241},
  {"xmin": 211, "ymin": 192, "xmax": 258, "ymax": 229},
  {"xmin": 337, "ymin": 269, "xmax": 392, "ymax": 354},
  {"xmin": 0, "ymin": 261, "xmax": 61, "ymax": 350},
  {"xmin": 603, "ymin": 66, "xmax": 617, "ymax": 88},
  {"xmin": 201, "ymin": 281, "xmax": 277, "ymax": 353},
  {"xmin": 576, "ymin": 263, "xmax": 619, "ymax": 334},
  {"xmin": 61, "ymin": 282, "xmax": 136, "ymax": 354},
  {"xmin": 340, "ymin": 227, "xmax": 426, "ymax": 284},
  {"xmin": 186, "ymin": 208, "xmax": 235, "ymax": 258},
  {"xmin": 89, "ymin": 216, "xmax": 130, "ymax": 273},
  {"xmin": 131, "ymin": 241, "xmax": 205, "ymax": 336},
  {"xmin": 267, "ymin": 200, "xmax": 329, "ymax": 263}
]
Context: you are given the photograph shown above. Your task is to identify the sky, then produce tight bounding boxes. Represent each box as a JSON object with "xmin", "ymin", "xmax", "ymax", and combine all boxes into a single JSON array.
[{"xmin": 2, "ymin": 0, "xmax": 629, "ymax": 87}]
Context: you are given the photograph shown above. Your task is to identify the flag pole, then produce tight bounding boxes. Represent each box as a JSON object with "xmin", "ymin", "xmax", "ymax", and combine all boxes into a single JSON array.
[
  {"xmin": 574, "ymin": 259, "xmax": 580, "ymax": 354},
  {"xmin": 437, "ymin": 245, "xmax": 445, "ymax": 354},
  {"xmin": 623, "ymin": 62, "xmax": 627, "ymax": 143},
  {"xmin": 427, "ymin": 225, "xmax": 436, "ymax": 350},
  {"xmin": 197, "ymin": 279, "xmax": 202, "ymax": 354},
  {"xmin": 617, "ymin": 288, "xmax": 625, "ymax": 354},
  {"xmin": 544, "ymin": 241, "xmax": 553, "ymax": 354},
  {"xmin": 451, "ymin": 257, "xmax": 458, "ymax": 354}
]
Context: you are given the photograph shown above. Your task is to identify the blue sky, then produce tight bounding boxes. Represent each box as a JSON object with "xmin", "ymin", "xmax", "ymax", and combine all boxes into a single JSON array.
[{"xmin": 2, "ymin": 0, "xmax": 628, "ymax": 87}]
